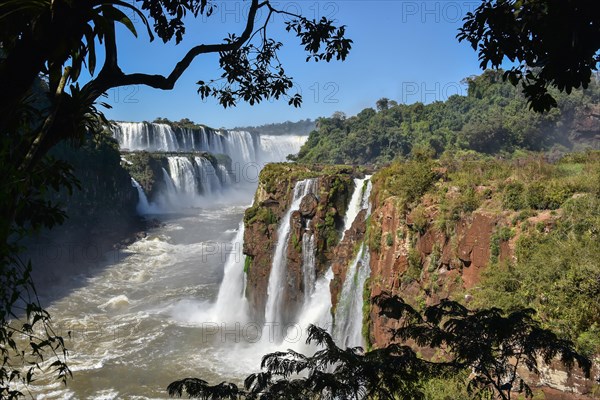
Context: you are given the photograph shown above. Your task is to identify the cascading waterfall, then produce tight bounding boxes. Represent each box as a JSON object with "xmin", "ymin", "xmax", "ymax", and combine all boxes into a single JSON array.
[
  {"xmin": 167, "ymin": 157, "xmax": 198, "ymax": 195},
  {"xmin": 114, "ymin": 121, "xmax": 308, "ymax": 211},
  {"xmin": 112, "ymin": 121, "xmax": 307, "ymax": 165},
  {"xmin": 333, "ymin": 179, "xmax": 373, "ymax": 348},
  {"xmin": 301, "ymin": 233, "xmax": 317, "ymax": 305},
  {"xmin": 131, "ymin": 178, "xmax": 151, "ymax": 214},
  {"xmin": 263, "ymin": 178, "xmax": 318, "ymax": 339},
  {"xmin": 293, "ymin": 176, "xmax": 373, "ymax": 351},
  {"xmin": 258, "ymin": 135, "xmax": 309, "ymax": 163},
  {"xmin": 342, "ymin": 176, "xmax": 372, "ymax": 240},
  {"xmin": 156, "ymin": 156, "xmax": 232, "ymax": 207},
  {"xmin": 210, "ymin": 222, "xmax": 249, "ymax": 323},
  {"xmin": 194, "ymin": 156, "xmax": 223, "ymax": 195},
  {"xmin": 162, "ymin": 168, "xmax": 177, "ymax": 193},
  {"xmin": 333, "ymin": 245, "xmax": 371, "ymax": 348}
]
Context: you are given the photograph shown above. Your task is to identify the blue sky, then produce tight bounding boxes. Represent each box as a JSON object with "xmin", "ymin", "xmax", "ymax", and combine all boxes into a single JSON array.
[{"xmin": 103, "ymin": 1, "xmax": 483, "ymax": 128}]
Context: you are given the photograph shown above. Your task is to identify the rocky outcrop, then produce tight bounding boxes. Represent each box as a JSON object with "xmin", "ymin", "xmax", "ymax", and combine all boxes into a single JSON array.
[
  {"xmin": 359, "ymin": 167, "xmax": 598, "ymax": 398},
  {"xmin": 243, "ymin": 164, "xmax": 359, "ymax": 323}
]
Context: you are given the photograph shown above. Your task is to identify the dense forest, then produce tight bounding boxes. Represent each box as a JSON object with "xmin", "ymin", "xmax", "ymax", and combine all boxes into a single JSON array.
[{"xmin": 294, "ymin": 70, "xmax": 600, "ymax": 165}]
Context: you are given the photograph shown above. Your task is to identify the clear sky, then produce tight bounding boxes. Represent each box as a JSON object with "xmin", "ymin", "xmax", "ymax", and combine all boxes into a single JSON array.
[{"xmin": 103, "ymin": 1, "xmax": 484, "ymax": 128}]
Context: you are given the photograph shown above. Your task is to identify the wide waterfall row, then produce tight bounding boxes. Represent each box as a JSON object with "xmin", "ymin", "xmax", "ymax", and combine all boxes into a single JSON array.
[
  {"xmin": 112, "ymin": 121, "xmax": 307, "ymax": 164},
  {"xmin": 126, "ymin": 155, "xmax": 233, "ymax": 211}
]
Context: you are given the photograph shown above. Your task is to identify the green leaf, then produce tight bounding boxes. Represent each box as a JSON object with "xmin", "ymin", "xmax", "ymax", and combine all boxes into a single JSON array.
[{"xmin": 101, "ymin": 5, "xmax": 138, "ymax": 37}]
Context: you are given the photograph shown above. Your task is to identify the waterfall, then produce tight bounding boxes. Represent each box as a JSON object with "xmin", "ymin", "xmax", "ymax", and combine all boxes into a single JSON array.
[
  {"xmin": 157, "ymin": 156, "xmax": 229, "ymax": 202},
  {"xmin": 333, "ymin": 178, "xmax": 373, "ymax": 348},
  {"xmin": 292, "ymin": 268, "xmax": 335, "ymax": 353},
  {"xmin": 293, "ymin": 176, "xmax": 373, "ymax": 350},
  {"xmin": 333, "ymin": 245, "xmax": 371, "ymax": 348},
  {"xmin": 162, "ymin": 168, "xmax": 177, "ymax": 194},
  {"xmin": 211, "ymin": 222, "xmax": 249, "ymax": 323},
  {"xmin": 263, "ymin": 178, "xmax": 318, "ymax": 338},
  {"xmin": 341, "ymin": 176, "xmax": 372, "ymax": 240},
  {"xmin": 301, "ymin": 233, "xmax": 317, "ymax": 305},
  {"xmin": 166, "ymin": 157, "xmax": 197, "ymax": 195},
  {"xmin": 111, "ymin": 122, "xmax": 308, "ymax": 165},
  {"xmin": 258, "ymin": 135, "xmax": 308, "ymax": 163},
  {"xmin": 194, "ymin": 156, "xmax": 222, "ymax": 195},
  {"xmin": 131, "ymin": 178, "xmax": 151, "ymax": 214},
  {"xmin": 225, "ymin": 130, "xmax": 257, "ymax": 164}
]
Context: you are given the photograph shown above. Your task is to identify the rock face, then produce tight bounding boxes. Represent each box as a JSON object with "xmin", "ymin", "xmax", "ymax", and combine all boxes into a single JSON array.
[
  {"xmin": 362, "ymin": 178, "xmax": 523, "ymax": 348},
  {"xmin": 357, "ymin": 175, "xmax": 598, "ymax": 398},
  {"xmin": 243, "ymin": 164, "xmax": 357, "ymax": 324},
  {"xmin": 299, "ymin": 193, "xmax": 318, "ymax": 218}
]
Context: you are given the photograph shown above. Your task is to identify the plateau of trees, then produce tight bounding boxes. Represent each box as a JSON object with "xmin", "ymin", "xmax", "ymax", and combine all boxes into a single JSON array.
[{"xmin": 294, "ymin": 70, "xmax": 600, "ymax": 165}]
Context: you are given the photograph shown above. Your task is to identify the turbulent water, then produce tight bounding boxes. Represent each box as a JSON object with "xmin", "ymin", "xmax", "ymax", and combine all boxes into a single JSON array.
[
  {"xmin": 32, "ymin": 204, "xmax": 253, "ymax": 399},
  {"xmin": 31, "ymin": 129, "xmax": 372, "ymax": 398}
]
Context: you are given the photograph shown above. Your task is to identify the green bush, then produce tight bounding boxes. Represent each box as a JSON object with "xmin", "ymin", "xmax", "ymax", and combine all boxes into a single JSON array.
[
  {"xmin": 456, "ymin": 186, "xmax": 480, "ymax": 213},
  {"xmin": 374, "ymin": 159, "xmax": 436, "ymax": 207},
  {"xmin": 385, "ymin": 233, "xmax": 393, "ymax": 247},
  {"xmin": 410, "ymin": 204, "xmax": 429, "ymax": 234},
  {"xmin": 490, "ymin": 226, "xmax": 514, "ymax": 263},
  {"xmin": 503, "ymin": 181, "xmax": 526, "ymax": 210},
  {"xmin": 244, "ymin": 256, "xmax": 252, "ymax": 273},
  {"xmin": 526, "ymin": 181, "xmax": 571, "ymax": 210},
  {"xmin": 478, "ymin": 195, "xmax": 600, "ymax": 354},
  {"xmin": 404, "ymin": 248, "xmax": 422, "ymax": 283}
]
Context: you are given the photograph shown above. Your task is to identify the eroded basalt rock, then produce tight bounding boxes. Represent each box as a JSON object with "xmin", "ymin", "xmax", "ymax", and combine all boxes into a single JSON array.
[
  {"xmin": 243, "ymin": 165, "xmax": 357, "ymax": 323},
  {"xmin": 299, "ymin": 193, "xmax": 318, "ymax": 218}
]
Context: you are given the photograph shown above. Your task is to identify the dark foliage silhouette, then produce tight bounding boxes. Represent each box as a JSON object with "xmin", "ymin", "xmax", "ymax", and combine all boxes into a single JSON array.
[{"xmin": 168, "ymin": 294, "xmax": 591, "ymax": 399}]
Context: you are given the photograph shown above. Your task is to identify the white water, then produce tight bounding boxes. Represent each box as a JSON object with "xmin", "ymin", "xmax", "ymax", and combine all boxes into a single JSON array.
[
  {"xmin": 131, "ymin": 178, "xmax": 153, "ymax": 214},
  {"xmin": 210, "ymin": 222, "xmax": 249, "ymax": 323},
  {"xmin": 301, "ymin": 232, "xmax": 317, "ymax": 305},
  {"xmin": 31, "ymin": 205, "xmax": 253, "ymax": 399},
  {"xmin": 167, "ymin": 157, "xmax": 198, "ymax": 195},
  {"xmin": 341, "ymin": 176, "xmax": 372, "ymax": 240},
  {"xmin": 263, "ymin": 178, "xmax": 318, "ymax": 338},
  {"xmin": 333, "ymin": 179, "xmax": 373, "ymax": 348},
  {"xmin": 117, "ymin": 122, "xmax": 309, "ymax": 213},
  {"xmin": 333, "ymin": 245, "xmax": 371, "ymax": 348},
  {"xmin": 27, "ymin": 124, "xmax": 318, "ymax": 398},
  {"xmin": 112, "ymin": 122, "xmax": 307, "ymax": 165}
]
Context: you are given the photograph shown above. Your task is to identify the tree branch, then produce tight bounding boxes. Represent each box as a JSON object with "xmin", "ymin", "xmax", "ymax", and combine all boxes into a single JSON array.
[{"xmin": 87, "ymin": 0, "xmax": 265, "ymax": 95}]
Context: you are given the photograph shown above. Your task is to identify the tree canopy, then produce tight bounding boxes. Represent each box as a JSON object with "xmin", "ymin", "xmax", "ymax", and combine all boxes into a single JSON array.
[
  {"xmin": 293, "ymin": 70, "xmax": 600, "ymax": 165},
  {"xmin": 458, "ymin": 0, "xmax": 600, "ymax": 112}
]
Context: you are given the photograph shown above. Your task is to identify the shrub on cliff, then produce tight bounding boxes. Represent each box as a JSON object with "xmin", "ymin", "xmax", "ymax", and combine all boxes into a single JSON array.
[{"xmin": 373, "ymin": 159, "xmax": 436, "ymax": 208}]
